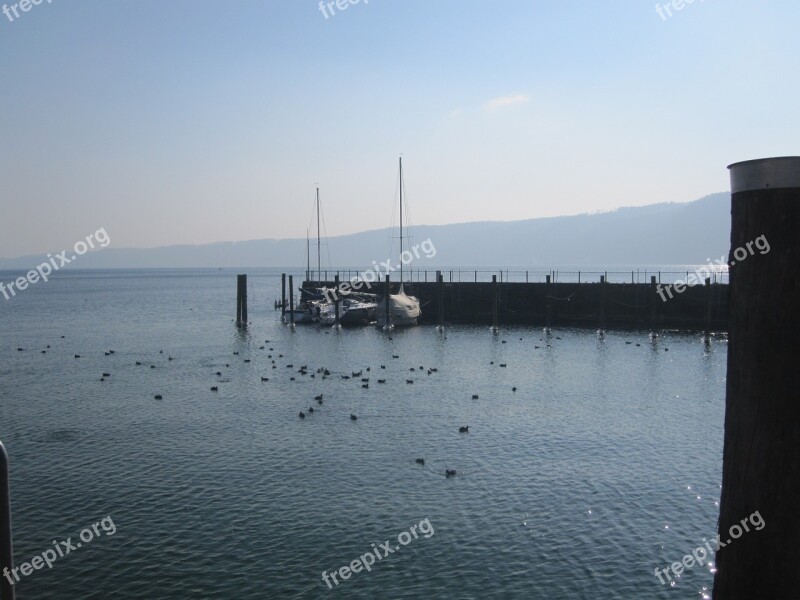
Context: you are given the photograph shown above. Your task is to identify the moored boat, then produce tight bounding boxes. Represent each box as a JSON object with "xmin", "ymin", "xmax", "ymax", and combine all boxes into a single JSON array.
[
  {"xmin": 376, "ymin": 156, "xmax": 421, "ymax": 328},
  {"xmin": 375, "ymin": 285, "xmax": 420, "ymax": 327}
]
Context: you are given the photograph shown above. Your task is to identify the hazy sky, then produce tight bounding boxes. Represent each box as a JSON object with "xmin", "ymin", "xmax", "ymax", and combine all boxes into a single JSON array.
[{"xmin": 1, "ymin": 0, "xmax": 798, "ymax": 258}]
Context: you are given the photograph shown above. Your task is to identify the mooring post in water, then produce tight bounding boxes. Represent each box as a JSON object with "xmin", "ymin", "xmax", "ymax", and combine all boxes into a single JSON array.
[
  {"xmin": 704, "ymin": 277, "xmax": 712, "ymax": 341},
  {"xmin": 334, "ymin": 274, "xmax": 340, "ymax": 328},
  {"xmin": 437, "ymin": 271, "xmax": 444, "ymax": 330},
  {"xmin": 545, "ymin": 274, "xmax": 552, "ymax": 330},
  {"xmin": 242, "ymin": 275, "xmax": 248, "ymax": 324},
  {"xmin": 0, "ymin": 441, "xmax": 14, "ymax": 600},
  {"xmin": 236, "ymin": 274, "xmax": 248, "ymax": 326},
  {"xmin": 236, "ymin": 275, "xmax": 242, "ymax": 324},
  {"xmin": 650, "ymin": 275, "xmax": 658, "ymax": 336},
  {"xmin": 712, "ymin": 157, "xmax": 800, "ymax": 600},
  {"xmin": 599, "ymin": 274, "xmax": 606, "ymax": 333},
  {"xmin": 491, "ymin": 274, "xmax": 498, "ymax": 331},
  {"xmin": 288, "ymin": 275, "xmax": 295, "ymax": 326},
  {"xmin": 281, "ymin": 273, "xmax": 286, "ymax": 318},
  {"xmin": 384, "ymin": 275, "xmax": 391, "ymax": 329}
]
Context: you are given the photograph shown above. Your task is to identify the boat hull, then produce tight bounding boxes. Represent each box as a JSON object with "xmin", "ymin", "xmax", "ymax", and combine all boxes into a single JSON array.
[
  {"xmin": 340, "ymin": 305, "xmax": 376, "ymax": 326},
  {"xmin": 375, "ymin": 291, "xmax": 421, "ymax": 327},
  {"xmin": 283, "ymin": 307, "xmax": 317, "ymax": 324}
]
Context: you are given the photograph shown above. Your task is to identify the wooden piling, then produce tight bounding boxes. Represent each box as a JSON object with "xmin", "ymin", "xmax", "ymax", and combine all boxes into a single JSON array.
[
  {"xmin": 281, "ymin": 273, "xmax": 286, "ymax": 318},
  {"xmin": 334, "ymin": 274, "xmax": 341, "ymax": 327},
  {"xmin": 236, "ymin": 274, "xmax": 248, "ymax": 326},
  {"xmin": 384, "ymin": 275, "xmax": 391, "ymax": 329},
  {"xmin": 650, "ymin": 275, "xmax": 658, "ymax": 335},
  {"xmin": 0, "ymin": 441, "xmax": 14, "ymax": 600},
  {"xmin": 545, "ymin": 274, "xmax": 552, "ymax": 329},
  {"xmin": 491, "ymin": 274, "xmax": 498, "ymax": 330},
  {"xmin": 437, "ymin": 271, "xmax": 444, "ymax": 329},
  {"xmin": 288, "ymin": 275, "xmax": 295, "ymax": 326},
  {"xmin": 599, "ymin": 274, "xmax": 606, "ymax": 332},
  {"xmin": 713, "ymin": 157, "xmax": 800, "ymax": 599},
  {"xmin": 242, "ymin": 275, "xmax": 248, "ymax": 324},
  {"xmin": 704, "ymin": 277, "xmax": 712, "ymax": 340},
  {"xmin": 236, "ymin": 275, "xmax": 242, "ymax": 324}
]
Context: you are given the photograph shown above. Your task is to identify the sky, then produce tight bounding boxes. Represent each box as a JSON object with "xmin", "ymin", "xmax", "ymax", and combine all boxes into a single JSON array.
[{"xmin": 1, "ymin": 0, "xmax": 798, "ymax": 258}]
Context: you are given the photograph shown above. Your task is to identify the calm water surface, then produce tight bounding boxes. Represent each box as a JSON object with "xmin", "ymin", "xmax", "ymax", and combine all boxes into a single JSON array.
[{"xmin": 0, "ymin": 269, "xmax": 726, "ymax": 599}]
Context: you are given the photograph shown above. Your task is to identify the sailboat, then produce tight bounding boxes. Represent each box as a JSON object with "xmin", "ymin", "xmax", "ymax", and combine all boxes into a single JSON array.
[
  {"xmin": 285, "ymin": 187, "xmax": 324, "ymax": 324},
  {"xmin": 375, "ymin": 157, "xmax": 421, "ymax": 328}
]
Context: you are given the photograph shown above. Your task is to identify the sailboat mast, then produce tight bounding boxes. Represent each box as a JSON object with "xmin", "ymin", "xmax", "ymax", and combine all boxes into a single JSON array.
[
  {"xmin": 306, "ymin": 229, "xmax": 310, "ymax": 282},
  {"xmin": 316, "ymin": 186, "xmax": 321, "ymax": 282},
  {"xmin": 399, "ymin": 156, "xmax": 403, "ymax": 284}
]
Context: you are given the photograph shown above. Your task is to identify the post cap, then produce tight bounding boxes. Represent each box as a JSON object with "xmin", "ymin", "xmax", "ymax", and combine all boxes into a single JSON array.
[{"xmin": 728, "ymin": 156, "xmax": 800, "ymax": 193}]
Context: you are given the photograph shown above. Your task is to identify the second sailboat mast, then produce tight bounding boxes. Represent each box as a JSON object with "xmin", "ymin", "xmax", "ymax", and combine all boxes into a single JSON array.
[
  {"xmin": 316, "ymin": 186, "xmax": 321, "ymax": 282},
  {"xmin": 399, "ymin": 156, "xmax": 403, "ymax": 284}
]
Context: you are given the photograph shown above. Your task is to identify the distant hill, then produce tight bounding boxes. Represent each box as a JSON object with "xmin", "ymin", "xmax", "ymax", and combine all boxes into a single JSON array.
[{"xmin": 0, "ymin": 193, "xmax": 731, "ymax": 269}]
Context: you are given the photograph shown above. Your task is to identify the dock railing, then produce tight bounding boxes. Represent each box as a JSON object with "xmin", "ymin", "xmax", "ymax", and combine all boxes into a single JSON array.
[{"xmin": 301, "ymin": 268, "xmax": 728, "ymax": 286}]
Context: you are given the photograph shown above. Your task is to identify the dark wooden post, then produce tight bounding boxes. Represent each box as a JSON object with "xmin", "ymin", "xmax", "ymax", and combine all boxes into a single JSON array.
[
  {"xmin": 491, "ymin": 274, "xmax": 498, "ymax": 331},
  {"xmin": 599, "ymin": 274, "xmax": 606, "ymax": 333},
  {"xmin": 334, "ymin": 275, "xmax": 340, "ymax": 328},
  {"xmin": 704, "ymin": 277, "xmax": 712, "ymax": 341},
  {"xmin": 713, "ymin": 157, "xmax": 800, "ymax": 599},
  {"xmin": 288, "ymin": 275, "xmax": 295, "ymax": 326},
  {"xmin": 281, "ymin": 273, "xmax": 286, "ymax": 318},
  {"xmin": 650, "ymin": 275, "xmax": 658, "ymax": 335},
  {"xmin": 236, "ymin": 275, "xmax": 242, "ymax": 325},
  {"xmin": 0, "ymin": 441, "xmax": 15, "ymax": 600},
  {"xmin": 236, "ymin": 274, "xmax": 247, "ymax": 326},
  {"xmin": 437, "ymin": 271, "xmax": 444, "ymax": 330},
  {"xmin": 545, "ymin": 274, "xmax": 552, "ymax": 330},
  {"xmin": 384, "ymin": 275, "xmax": 391, "ymax": 329},
  {"xmin": 241, "ymin": 275, "xmax": 247, "ymax": 324}
]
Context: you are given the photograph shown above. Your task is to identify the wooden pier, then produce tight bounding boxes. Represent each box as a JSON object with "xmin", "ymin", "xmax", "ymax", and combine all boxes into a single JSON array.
[{"xmin": 299, "ymin": 276, "xmax": 728, "ymax": 331}]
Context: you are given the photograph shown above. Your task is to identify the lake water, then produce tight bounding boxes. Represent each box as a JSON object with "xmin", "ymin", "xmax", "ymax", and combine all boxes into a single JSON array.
[{"xmin": 0, "ymin": 268, "xmax": 726, "ymax": 599}]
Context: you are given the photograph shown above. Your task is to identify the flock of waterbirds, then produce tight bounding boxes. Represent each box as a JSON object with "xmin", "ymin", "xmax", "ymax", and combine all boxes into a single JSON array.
[
  {"xmin": 275, "ymin": 348, "xmax": 470, "ymax": 477},
  {"xmin": 14, "ymin": 329, "xmax": 676, "ymax": 478},
  {"xmin": 15, "ymin": 335, "xmax": 483, "ymax": 478}
]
